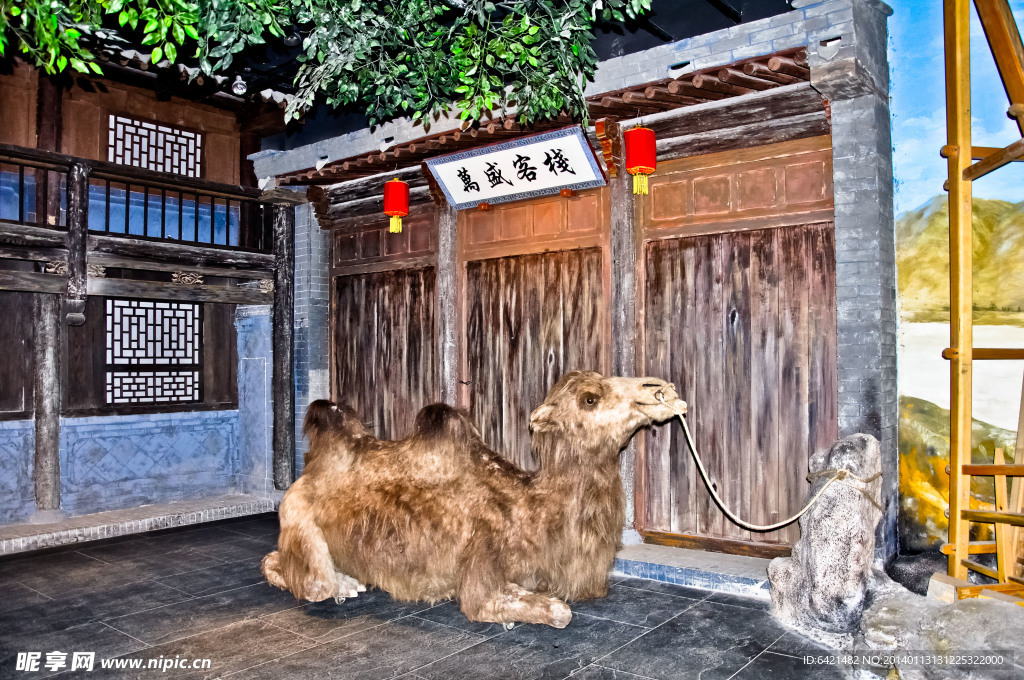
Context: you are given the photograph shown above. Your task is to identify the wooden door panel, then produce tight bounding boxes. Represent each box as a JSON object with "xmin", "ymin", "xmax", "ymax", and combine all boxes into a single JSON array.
[
  {"xmin": 465, "ymin": 247, "xmax": 606, "ymax": 470},
  {"xmin": 641, "ymin": 223, "xmax": 837, "ymax": 548},
  {"xmin": 333, "ymin": 267, "xmax": 437, "ymax": 440}
]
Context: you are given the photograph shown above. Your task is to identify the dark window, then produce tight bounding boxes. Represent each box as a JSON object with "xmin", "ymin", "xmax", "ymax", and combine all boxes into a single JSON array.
[
  {"xmin": 64, "ymin": 297, "xmax": 237, "ymax": 415},
  {"xmin": 104, "ymin": 299, "xmax": 202, "ymax": 405}
]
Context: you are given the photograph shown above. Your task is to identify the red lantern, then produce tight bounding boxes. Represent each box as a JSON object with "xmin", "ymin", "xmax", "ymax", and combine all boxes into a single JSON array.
[
  {"xmin": 383, "ymin": 178, "xmax": 409, "ymax": 233},
  {"xmin": 624, "ymin": 125, "xmax": 656, "ymax": 195}
]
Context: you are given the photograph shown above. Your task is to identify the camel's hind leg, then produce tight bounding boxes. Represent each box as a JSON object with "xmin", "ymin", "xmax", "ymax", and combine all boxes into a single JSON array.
[
  {"xmin": 266, "ymin": 486, "xmax": 363, "ymax": 602},
  {"xmin": 457, "ymin": 537, "xmax": 571, "ymax": 628},
  {"xmin": 460, "ymin": 581, "xmax": 572, "ymax": 628}
]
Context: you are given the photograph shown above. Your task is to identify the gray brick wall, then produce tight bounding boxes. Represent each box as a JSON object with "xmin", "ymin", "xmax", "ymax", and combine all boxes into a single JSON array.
[{"xmin": 291, "ymin": 202, "xmax": 331, "ymax": 475}]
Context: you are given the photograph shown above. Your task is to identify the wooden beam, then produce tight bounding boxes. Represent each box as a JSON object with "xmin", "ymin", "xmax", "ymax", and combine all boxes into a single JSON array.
[
  {"xmin": 974, "ymin": 0, "xmax": 1024, "ymax": 135},
  {"xmin": 0, "ymin": 245, "xmax": 67, "ymax": 262},
  {"xmin": 972, "ymin": 145, "xmax": 1024, "ymax": 160},
  {"xmin": 86, "ymin": 277, "xmax": 272, "ymax": 304},
  {"xmin": 961, "ymin": 464, "xmax": 1024, "ymax": 475},
  {"xmin": 944, "ymin": 0, "xmax": 975, "ymax": 581},
  {"xmin": 963, "ymin": 137, "xmax": 1024, "ymax": 181},
  {"xmin": 0, "ymin": 270, "xmax": 67, "ymax": 294},
  {"xmin": 87, "ymin": 252, "xmax": 272, "ymax": 280},
  {"xmin": 272, "ymin": 204, "xmax": 295, "ymax": 490},
  {"xmin": 87, "ymin": 234, "xmax": 275, "ymax": 270},
  {"xmin": 0, "ymin": 222, "xmax": 66, "ymax": 248},
  {"xmin": 641, "ymin": 530, "xmax": 792, "ymax": 559},
  {"xmin": 33, "ymin": 293, "xmax": 64, "ymax": 521},
  {"xmin": 65, "ymin": 162, "xmax": 90, "ymax": 326},
  {"xmin": 743, "ymin": 61, "xmax": 801, "ymax": 85},
  {"xmin": 940, "ymin": 540, "xmax": 998, "ymax": 554},
  {"xmin": 943, "ymin": 347, "xmax": 1024, "ymax": 359},
  {"xmin": 961, "ymin": 510, "xmax": 1024, "ymax": 527}
]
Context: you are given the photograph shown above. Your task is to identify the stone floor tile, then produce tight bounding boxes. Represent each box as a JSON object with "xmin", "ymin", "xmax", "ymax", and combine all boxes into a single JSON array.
[
  {"xmin": 233, "ymin": 617, "xmax": 485, "ymax": 680},
  {"xmin": 0, "ymin": 582, "xmax": 51, "ymax": 614},
  {"xmin": 264, "ymin": 588, "xmax": 433, "ymax": 642},
  {"xmin": 0, "ymin": 622, "xmax": 148, "ymax": 680},
  {"xmin": 730, "ymin": 650, "xmax": 850, "ymax": 679},
  {"xmin": 566, "ymin": 665, "xmax": 659, "ymax": 679},
  {"xmin": 611, "ymin": 577, "xmax": 714, "ymax": 601},
  {"xmin": 414, "ymin": 613, "xmax": 648, "ymax": 680},
  {"xmin": 155, "ymin": 558, "xmax": 266, "ymax": 598},
  {"xmin": 596, "ymin": 601, "xmax": 787, "ymax": 680},
  {"xmin": 103, "ymin": 582, "xmax": 300, "ymax": 646},
  {"xmin": 569, "ymin": 583, "xmax": 704, "ymax": 628}
]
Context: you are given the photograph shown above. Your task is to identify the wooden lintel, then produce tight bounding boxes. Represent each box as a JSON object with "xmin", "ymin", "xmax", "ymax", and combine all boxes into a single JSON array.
[
  {"xmin": 0, "ymin": 244, "xmax": 68, "ymax": 262},
  {"xmin": 87, "ymin": 252, "xmax": 273, "ymax": 280},
  {"xmin": 86, "ymin": 277, "xmax": 272, "ymax": 304},
  {"xmin": 87, "ymin": 234, "xmax": 275, "ymax": 270},
  {"xmin": 963, "ymin": 137, "xmax": 1024, "ymax": 181},
  {"xmin": 0, "ymin": 222, "xmax": 66, "ymax": 248},
  {"xmin": 0, "ymin": 270, "xmax": 67, "ymax": 294}
]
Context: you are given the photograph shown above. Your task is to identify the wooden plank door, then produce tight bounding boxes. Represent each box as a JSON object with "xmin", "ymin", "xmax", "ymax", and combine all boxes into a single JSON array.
[
  {"xmin": 637, "ymin": 137, "xmax": 837, "ymax": 555},
  {"xmin": 457, "ymin": 189, "xmax": 610, "ymax": 471},
  {"xmin": 641, "ymin": 223, "xmax": 837, "ymax": 552},
  {"xmin": 463, "ymin": 248, "xmax": 606, "ymax": 470},
  {"xmin": 333, "ymin": 267, "xmax": 437, "ymax": 440}
]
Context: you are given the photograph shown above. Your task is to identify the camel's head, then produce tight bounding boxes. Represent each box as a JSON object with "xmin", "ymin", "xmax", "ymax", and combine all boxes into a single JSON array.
[{"xmin": 529, "ymin": 371, "xmax": 686, "ymax": 452}]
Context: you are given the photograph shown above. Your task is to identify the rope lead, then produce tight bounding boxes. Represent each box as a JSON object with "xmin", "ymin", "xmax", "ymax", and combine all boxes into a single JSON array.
[{"xmin": 658, "ymin": 395, "xmax": 882, "ymax": 532}]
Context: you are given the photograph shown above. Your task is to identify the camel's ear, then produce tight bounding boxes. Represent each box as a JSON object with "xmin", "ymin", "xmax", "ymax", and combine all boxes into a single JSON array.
[{"xmin": 529, "ymin": 403, "xmax": 556, "ymax": 432}]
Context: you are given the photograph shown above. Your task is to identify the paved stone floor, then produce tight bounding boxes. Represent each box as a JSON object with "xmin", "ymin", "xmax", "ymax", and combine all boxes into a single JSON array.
[{"xmin": 0, "ymin": 514, "xmax": 845, "ymax": 679}]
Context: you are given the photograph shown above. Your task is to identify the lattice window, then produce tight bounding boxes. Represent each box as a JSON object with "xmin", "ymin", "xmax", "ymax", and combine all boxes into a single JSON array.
[
  {"xmin": 104, "ymin": 299, "xmax": 202, "ymax": 405},
  {"xmin": 107, "ymin": 115, "xmax": 203, "ymax": 178}
]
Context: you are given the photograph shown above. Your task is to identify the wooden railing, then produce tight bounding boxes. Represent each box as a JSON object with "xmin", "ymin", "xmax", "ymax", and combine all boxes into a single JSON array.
[{"xmin": 0, "ymin": 143, "xmax": 271, "ymax": 252}]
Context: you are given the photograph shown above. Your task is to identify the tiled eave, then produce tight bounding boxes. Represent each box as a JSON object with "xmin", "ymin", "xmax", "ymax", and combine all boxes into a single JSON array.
[{"xmin": 277, "ymin": 47, "xmax": 809, "ymax": 187}]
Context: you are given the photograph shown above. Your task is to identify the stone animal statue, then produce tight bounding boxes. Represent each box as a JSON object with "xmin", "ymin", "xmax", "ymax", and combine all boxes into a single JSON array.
[
  {"xmin": 768, "ymin": 433, "xmax": 883, "ymax": 645},
  {"xmin": 262, "ymin": 371, "xmax": 685, "ymax": 628}
]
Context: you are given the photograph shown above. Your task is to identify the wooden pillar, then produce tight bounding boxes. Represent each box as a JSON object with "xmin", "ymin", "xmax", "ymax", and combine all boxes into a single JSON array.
[
  {"xmin": 64, "ymin": 162, "xmax": 90, "ymax": 326},
  {"xmin": 272, "ymin": 204, "xmax": 296, "ymax": 489},
  {"xmin": 436, "ymin": 204, "xmax": 458, "ymax": 405},
  {"xmin": 607, "ymin": 124, "xmax": 639, "ymax": 533},
  {"xmin": 945, "ymin": 0, "xmax": 974, "ymax": 580},
  {"xmin": 32, "ymin": 292, "xmax": 64, "ymax": 522},
  {"xmin": 35, "ymin": 74, "xmax": 63, "ymax": 226}
]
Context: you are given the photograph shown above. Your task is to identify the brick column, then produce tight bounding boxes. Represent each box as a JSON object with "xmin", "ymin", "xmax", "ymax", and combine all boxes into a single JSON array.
[{"xmin": 804, "ymin": 0, "xmax": 899, "ymax": 561}]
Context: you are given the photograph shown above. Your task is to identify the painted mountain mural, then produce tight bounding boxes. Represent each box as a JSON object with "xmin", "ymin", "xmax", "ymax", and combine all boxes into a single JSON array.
[
  {"xmin": 896, "ymin": 195, "xmax": 1024, "ymax": 553},
  {"xmin": 897, "ymin": 196, "xmax": 1024, "ymax": 323}
]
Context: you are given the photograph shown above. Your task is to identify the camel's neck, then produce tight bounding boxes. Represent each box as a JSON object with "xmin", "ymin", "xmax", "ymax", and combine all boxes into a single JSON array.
[{"xmin": 529, "ymin": 432, "xmax": 626, "ymax": 523}]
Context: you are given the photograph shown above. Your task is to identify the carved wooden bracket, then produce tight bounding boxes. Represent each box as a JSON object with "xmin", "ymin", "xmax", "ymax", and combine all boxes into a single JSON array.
[
  {"xmin": 594, "ymin": 118, "xmax": 620, "ymax": 178},
  {"xmin": 171, "ymin": 271, "xmax": 204, "ymax": 285}
]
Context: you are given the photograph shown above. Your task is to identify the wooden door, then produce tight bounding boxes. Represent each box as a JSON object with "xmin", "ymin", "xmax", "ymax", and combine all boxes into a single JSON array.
[
  {"xmin": 638, "ymin": 137, "xmax": 837, "ymax": 555},
  {"xmin": 333, "ymin": 267, "xmax": 437, "ymax": 439},
  {"xmin": 464, "ymin": 248, "xmax": 606, "ymax": 470},
  {"xmin": 330, "ymin": 209, "xmax": 438, "ymax": 440},
  {"xmin": 458, "ymin": 189, "xmax": 610, "ymax": 470}
]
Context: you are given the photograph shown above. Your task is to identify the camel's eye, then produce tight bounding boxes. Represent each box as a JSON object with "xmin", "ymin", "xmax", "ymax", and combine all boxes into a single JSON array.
[{"xmin": 580, "ymin": 392, "xmax": 600, "ymax": 409}]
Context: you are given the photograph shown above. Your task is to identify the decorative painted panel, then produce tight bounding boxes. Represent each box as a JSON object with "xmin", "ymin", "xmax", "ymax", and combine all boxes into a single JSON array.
[
  {"xmin": 645, "ymin": 136, "xmax": 834, "ymax": 237},
  {"xmin": 331, "ymin": 211, "xmax": 436, "ymax": 272},
  {"xmin": 461, "ymin": 188, "xmax": 607, "ymax": 259}
]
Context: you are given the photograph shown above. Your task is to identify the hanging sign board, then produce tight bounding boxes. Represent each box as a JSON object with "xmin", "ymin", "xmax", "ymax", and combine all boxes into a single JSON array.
[{"xmin": 424, "ymin": 126, "xmax": 606, "ymax": 210}]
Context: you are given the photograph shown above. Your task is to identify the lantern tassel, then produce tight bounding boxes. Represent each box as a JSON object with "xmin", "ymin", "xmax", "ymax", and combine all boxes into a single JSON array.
[
  {"xmin": 633, "ymin": 173, "xmax": 649, "ymax": 195},
  {"xmin": 389, "ymin": 215, "xmax": 403, "ymax": 233}
]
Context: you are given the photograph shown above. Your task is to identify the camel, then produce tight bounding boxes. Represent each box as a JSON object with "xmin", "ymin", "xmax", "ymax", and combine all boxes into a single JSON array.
[{"xmin": 261, "ymin": 371, "xmax": 685, "ymax": 628}]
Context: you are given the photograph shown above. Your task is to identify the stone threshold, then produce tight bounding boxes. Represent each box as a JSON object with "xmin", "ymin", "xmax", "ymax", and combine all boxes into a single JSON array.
[
  {"xmin": 614, "ymin": 542, "xmax": 773, "ymax": 600},
  {"xmin": 0, "ymin": 494, "xmax": 278, "ymax": 556}
]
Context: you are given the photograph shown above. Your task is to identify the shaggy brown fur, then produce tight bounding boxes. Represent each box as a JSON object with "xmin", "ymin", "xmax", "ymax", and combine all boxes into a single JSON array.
[{"xmin": 262, "ymin": 371, "xmax": 685, "ymax": 628}]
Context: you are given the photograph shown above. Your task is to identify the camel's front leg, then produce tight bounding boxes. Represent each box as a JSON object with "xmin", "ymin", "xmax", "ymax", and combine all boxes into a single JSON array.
[{"xmin": 460, "ymin": 581, "xmax": 572, "ymax": 629}]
